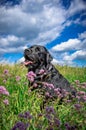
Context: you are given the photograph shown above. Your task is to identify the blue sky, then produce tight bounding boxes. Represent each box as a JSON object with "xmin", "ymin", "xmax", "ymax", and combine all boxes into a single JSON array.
[{"xmin": 0, "ymin": 0, "xmax": 86, "ymax": 66}]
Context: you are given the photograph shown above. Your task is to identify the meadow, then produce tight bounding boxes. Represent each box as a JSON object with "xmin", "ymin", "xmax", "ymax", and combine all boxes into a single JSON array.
[{"xmin": 0, "ymin": 64, "xmax": 86, "ymax": 130}]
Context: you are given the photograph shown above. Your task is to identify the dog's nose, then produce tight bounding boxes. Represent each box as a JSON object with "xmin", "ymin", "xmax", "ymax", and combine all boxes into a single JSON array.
[{"xmin": 25, "ymin": 49, "xmax": 31, "ymax": 53}]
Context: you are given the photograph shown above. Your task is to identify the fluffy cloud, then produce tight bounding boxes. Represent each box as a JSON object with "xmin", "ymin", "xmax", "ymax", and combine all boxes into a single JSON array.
[
  {"xmin": 0, "ymin": 35, "xmax": 27, "ymax": 55},
  {"xmin": 0, "ymin": 0, "xmax": 86, "ymax": 65},
  {"xmin": 52, "ymin": 39, "xmax": 81, "ymax": 51},
  {"xmin": 63, "ymin": 50, "xmax": 86, "ymax": 61},
  {"xmin": 51, "ymin": 31, "xmax": 86, "ymax": 66},
  {"xmin": 0, "ymin": 0, "xmax": 85, "ymax": 45}
]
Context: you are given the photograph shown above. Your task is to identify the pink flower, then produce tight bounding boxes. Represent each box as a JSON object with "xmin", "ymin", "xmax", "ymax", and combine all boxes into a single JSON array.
[
  {"xmin": 82, "ymin": 95, "xmax": 86, "ymax": 102},
  {"xmin": 54, "ymin": 88, "xmax": 61, "ymax": 94},
  {"xmin": 45, "ymin": 92, "xmax": 50, "ymax": 97},
  {"xmin": 0, "ymin": 86, "xmax": 9, "ymax": 96},
  {"xmin": 3, "ymin": 99, "xmax": 9, "ymax": 105},
  {"xmin": 27, "ymin": 71, "xmax": 36, "ymax": 77},
  {"xmin": 33, "ymin": 83, "xmax": 38, "ymax": 88},
  {"xmin": 4, "ymin": 69, "xmax": 9, "ymax": 75},
  {"xmin": 74, "ymin": 80, "xmax": 80, "ymax": 84},
  {"xmin": 77, "ymin": 91, "xmax": 86, "ymax": 96},
  {"xmin": 16, "ymin": 76, "xmax": 21, "ymax": 81},
  {"xmin": 26, "ymin": 71, "xmax": 36, "ymax": 82},
  {"xmin": 38, "ymin": 69, "xmax": 46, "ymax": 74},
  {"xmin": 3, "ymin": 79, "xmax": 7, "ymax": 83},
  {"xmin": 74, "ymin": 104, "xmax": 82, "ymax": 110},
  {"xmin": 43, "ymin": 82, "xmax": 54, "ymax": 90}
]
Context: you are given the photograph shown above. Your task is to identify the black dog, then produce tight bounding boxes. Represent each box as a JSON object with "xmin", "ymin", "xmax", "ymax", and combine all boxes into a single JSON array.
[{"xmin": 24, "ymin": 45, "xmax": 76, "ymax": 100}]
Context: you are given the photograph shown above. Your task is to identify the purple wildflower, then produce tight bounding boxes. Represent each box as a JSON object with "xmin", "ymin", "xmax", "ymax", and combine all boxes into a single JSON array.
[
  {"xmin": 3, "ymin": 79, "xmax": 7, "ymax": 83},
  {"xmin": 3, "ymin": 99, "xmax": 9, "ymax": 105},
  {"xmin": 46, "ymin": 106, "xmax": 55, "ymax": 114},
  {"xmin": 54, "ymin": 88, "xmax": 61, "ymax": 96},
  {"xmin": 11, "ymin": 121, "xmax": 29, "ymax": 130},
  {"xmin": 16, "ymin": 76, "xmax": 21, "ymax": 81},
  {"xmin": 0, "ymin": 86, "xmax": 9, "ymax": 96},
  {"xmin": 45, "ymin": 92, "xmax": 50, "ymax": 97},
  {"xmin": 4, "ymin": 69, "xmax": 9, "ymax": 75},
  {"xmin": 26, "ymin": 71, "xmax": 36, "ymax": 83},
  {"xmin": 38, "ymin": 69, "xmax": 45, "ymax": 74},
  {"xmin": 33, "ymin": 83, "xmax": 38, "ymax": 88},
  {"xmin": 82, "ymin": 95, "xmax": 86, "ymax": 102},
  {"xmin": 18, "ymin": 111, "xmax": 32, "ymax": 119},
  {"xmin": 43, "ymin": 82, "xmax": 54, "ymax": 90},
  {"xmin": 54, "ymin": 118, "xmax": 60, "ymax": 127},
  {"xmin": 74, "ymin": 80, "xmax": 80, "ymax": 84},
  {"xmin": 77, "ymin": 91, "xmax": 86, "ymax": 96},
  {"xmin": 27, "ymin": 71, "xmax": 36, "ymax": 77},
  {"xmin": 74, "ymin": 104, "xmax": 82, "ymax": 110},
  {"xmin": 65, "ymin": 123, "xmax": 71, "ymax": 130},
  {"xmin": 38, "ymin": 113, "xmax": 43, "ymax": 117}
]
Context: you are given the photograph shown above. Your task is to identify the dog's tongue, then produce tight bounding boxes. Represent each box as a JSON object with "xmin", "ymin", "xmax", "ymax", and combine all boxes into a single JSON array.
[{"xmin": 24, "ymin": 61, "xmax": 33, "ymax": 65}]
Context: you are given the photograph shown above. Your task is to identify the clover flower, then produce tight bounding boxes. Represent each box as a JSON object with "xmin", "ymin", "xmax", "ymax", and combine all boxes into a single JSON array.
[
  {"xmin": 82, "ymin": 95, "xmax": 86, "ymax": 102},
  {"xmin": 54, "ymin": 88, "xmax": 61, "ymax": 95},
  {"xmin": 33, "ymin": 83, "xmax": 38, "ymax": 88},
  {"xmin": 54, "ymin": 118, "xmax": 60, "ymax": 127},
  {"xmin": 3, "ymin": 99, "xmax": 9, "ymax": 105},
  {"xmin": 43, "ymin": 82, "xmax": 54, "ymax": 90},
  {"xmin": 4, "ymin": 69, "xmax": 9, "ymax": 75},
  {"xmin": 45, "ymin": 92, "xmax": 50, "ymax": 97},
  {"xmin": 74, "ymin": 104, "xmax": 82, "ymax": 110},
  {"xmin": 3, "ymin": 79, "xmax": 7, "ymax": 83},
  {"xmin": 16, "ymin": 76, "xmax": 21, "ymax": 81},
  {"xmin": 46, "ymin": 106, "xmax": 55, "ymax": 114},
  {"xmin": 11, "ymin": 121, "xmax": 29, "ymax": 130},
  {"xmin": 65, "ymin": 123, "xmax": 71, "ymax": 130},
  {"xmin": 0, "ymin": 86, "xmax": 9, "ymax": 96},
  {"xmin": 77, "ymin": 91, "xmax": 86, "ymax": 96},
  {"xmin": 38, "ymin": 69, "xmax": 46, "ymax": 74},
  {"xmin": 26, "ymin": 71, "xmax": 36, "ymax": 82},
  {"xmin": 18, "ymin": 111, "xmax": 32, "ymax": 119}
]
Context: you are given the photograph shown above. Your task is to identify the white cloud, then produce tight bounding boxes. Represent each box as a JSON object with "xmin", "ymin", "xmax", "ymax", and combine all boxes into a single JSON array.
[
  {"xmin": 63, "ymin": 50, "xmax": 86, "ymax": 61},
  {"xmin": 0, "ymin": 35, "xmax": 27, "ymax": 55},
  {"xmin": 67, "ymin": 0, "xmax": 86, "ymax": 16},
  {"xmin": 51, "ymin": 31, "xmax": 86, "ymax": 66},
  {"xmin": 52, "ymin": 39, "xmax": 81, "ymax": 51},
  {"xmin": 0, "ymin": 0, "xmax": 86, "ymax": 66},
  {"xmin": 79, "ymin": 31, "xmax": 86, "ymax": 39}
]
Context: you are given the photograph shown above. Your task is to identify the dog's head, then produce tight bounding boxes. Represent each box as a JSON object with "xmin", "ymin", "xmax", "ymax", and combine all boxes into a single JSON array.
[{"xmin": 24, "ymin": 45, "xmax": 53, "ymax": 70}]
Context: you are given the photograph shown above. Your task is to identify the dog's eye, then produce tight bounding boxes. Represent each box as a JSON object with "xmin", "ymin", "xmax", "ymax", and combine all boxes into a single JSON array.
[
  {"xmin": 38, "ymin": 53, "xmax": 42, "ymax": 57},
  {"xmin": 35, "ymin": 47, "xmax": 40, "ymax": 52}
]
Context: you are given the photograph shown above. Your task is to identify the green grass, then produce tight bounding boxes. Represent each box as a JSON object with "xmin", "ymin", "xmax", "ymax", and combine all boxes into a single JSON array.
[
  {"xmin": 55, "ymin": 65, "xmax": 86, "ymax": 83},
  {"xmin": 0, "ymin": 64, "xmax": 86, "ymax": 130}
]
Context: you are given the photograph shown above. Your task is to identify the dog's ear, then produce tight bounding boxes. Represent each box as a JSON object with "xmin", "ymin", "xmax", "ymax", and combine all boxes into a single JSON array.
[
  {"xmin": 44, "ymin": 48, "xmax": 53, "ymax": 64},
  {"xmin": 46, "ymin": 51, "xmax": 53, "ymax": 64}
]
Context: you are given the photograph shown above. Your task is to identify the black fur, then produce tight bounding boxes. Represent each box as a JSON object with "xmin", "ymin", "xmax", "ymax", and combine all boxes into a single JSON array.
[{"xmin": 24, "ymin": 45, "xmax": 76, "ymax": 98}]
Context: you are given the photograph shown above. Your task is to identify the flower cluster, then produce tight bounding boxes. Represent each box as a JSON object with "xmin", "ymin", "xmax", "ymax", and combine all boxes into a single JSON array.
[
  {"xmin": 11, "ymin": 121, "xmax": 29, "ymax": 130},
  {"xmin": 18, "ymin": 111, "xmax": 32, "ymax": 119},
  {"xmin": 0, "ymin": 86, "xmax": 9, "ymax": 105},
  {"xmin": 12, "ymin": 111, "xmax": 32, "ymax": 130},
  {"xmin": 26, "ymin": 71, "xmax": 36, "ymax": 82},
  {"xmin": 43, "ymin": 82, "xmax": 54, "ymax": 90},
  {"xmin": 45, "ymin": 106, "xmax": 61, "ymax": 129},
  {"xmin": 16, "ymin": 76, "xmax": 21, "ymax": 81},
  {"xmin": 38, "ymin": 69, "xmax": 46, "ymax": 75},
  {"xmin": 0, "ymin": 86, "xmax": 9, "ymax": 96},
  {"xmin": 4, "ymin": 69, "xmax": 9, "ymax": 75}
]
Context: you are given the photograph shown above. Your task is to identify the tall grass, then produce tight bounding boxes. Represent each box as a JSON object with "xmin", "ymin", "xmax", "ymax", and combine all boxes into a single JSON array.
[{"xmin": 0, "ymin": 64, "xmax": 86, "ymax": 130}]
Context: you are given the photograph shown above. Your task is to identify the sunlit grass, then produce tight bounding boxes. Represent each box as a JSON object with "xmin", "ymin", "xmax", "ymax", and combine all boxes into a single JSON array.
[{"xmin": 0, "ymin": 64, "xmax": 86, "ymax": 130}]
